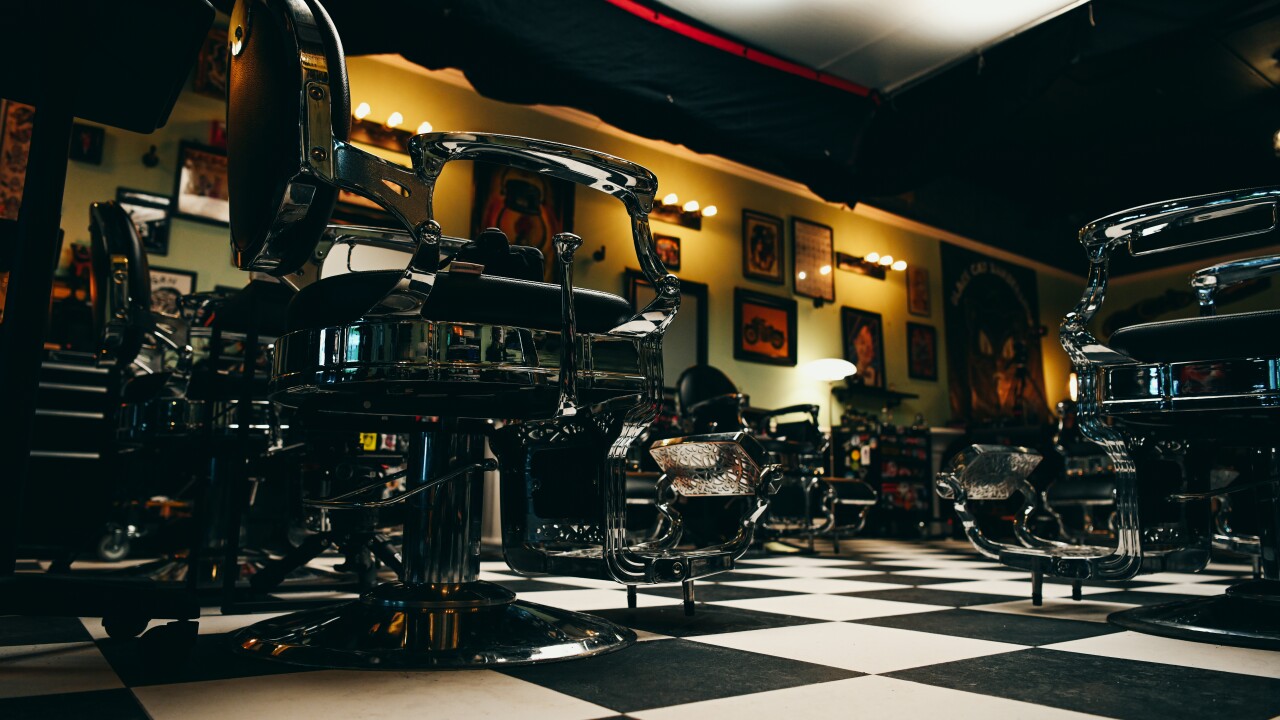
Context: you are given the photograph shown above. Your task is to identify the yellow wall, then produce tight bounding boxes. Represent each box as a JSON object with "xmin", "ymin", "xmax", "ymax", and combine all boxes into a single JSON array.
[{"xmin": 58, "ymin": 56, "xmax": 1136, "ymax": 426}]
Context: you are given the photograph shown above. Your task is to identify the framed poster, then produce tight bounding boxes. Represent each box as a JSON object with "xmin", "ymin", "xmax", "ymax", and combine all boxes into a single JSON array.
[
  {"xmin": 472, "ymin": 162, "xmax": 574, "ymax": 282},
  {"xmin": 625, "ymin": 269, "xmax": 707, "ymax": 386},
  {"xmin": 654, "ymin": 234, "xmax": 681, "ymax": 271},
  {"xmin": 116, "ymin": 187, "xmax": 172, "ymax": 256},
  {"xmin": 907, "ymin": 266, "xmax": 931, "ymax": 316},
  {"xmin": 734, "ymin": 288, "xmax": 797, "ymax": 366},
  {"xmin": 841, "ymin": 306, "xmax": 885, "ymax": 388},
  {"xmin": 193, "ymin": 28, "xmax": 229, "ymax": 100},
  {"xmin": 69, "ymin": 124, "xmax": 105, "ymax": 165},
  {"xmin": 0, "ymin": 99, "xmax": 35, "ymax": 221},
  {"xmin": 173, "ymin": 142, "xmax": 229, "ymax": 226},
  {"xmin": 907, "ymin": 322, "xmax": 938, "ymax": 381},
  {"xmin": 149, "ymin": 266, "xmax": 197, "ymax": 316},
  {"xmin": 742, "ymin": 209, "xmax": 784, "ymax": 284},
  {"xmin": 792, "ymin": 217, "xmax": 835, "ymax": 303}
]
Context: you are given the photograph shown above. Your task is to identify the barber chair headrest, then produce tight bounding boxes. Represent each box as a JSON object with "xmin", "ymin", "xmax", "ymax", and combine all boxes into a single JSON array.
[{"xmin": 452, "ymin": 227, "xmax": 544, "ymax": 282}]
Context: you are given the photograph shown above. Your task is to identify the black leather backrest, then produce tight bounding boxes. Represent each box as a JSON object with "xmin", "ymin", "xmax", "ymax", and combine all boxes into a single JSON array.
[
  {"xmin": 676, "ymin": 365, "xmax": 738, "ymax": 409},
  {"xmin": 227, "ymin": 0, "xmax": 350, "ymax": 275},
  {"xmin": 89, "ymin": 201, "xmax": 152, "ymax": 364}
]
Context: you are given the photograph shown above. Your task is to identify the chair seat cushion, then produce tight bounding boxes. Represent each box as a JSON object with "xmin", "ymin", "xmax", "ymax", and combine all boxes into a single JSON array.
[
  {"xmin": 288, "ymin": 270, "xmax": 633, "ymax": 334},
  {"xmin": 1108, "ymin": 309, "xmax": 1280, "ymax": 363}
]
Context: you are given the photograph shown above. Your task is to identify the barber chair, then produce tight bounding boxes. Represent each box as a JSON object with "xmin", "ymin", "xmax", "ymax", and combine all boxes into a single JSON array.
[
  {"xmin": 1041, "ymin": 399, "xmax": 1117, "ymax": 543},
  {"xmin": 223, "ymin": 0, "xmax": 774, "ymax": 667},
  {"xmin": 939, "ymin": 187, "xmax": 1280, "ymax": 649}
]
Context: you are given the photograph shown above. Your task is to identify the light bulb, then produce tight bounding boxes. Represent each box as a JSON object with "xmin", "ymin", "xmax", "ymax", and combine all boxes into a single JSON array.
[
  {"xmin": 891, "ymin": 260, "xmax": 907, "ymax": 271},
  {"xmin": 354, "ymin": 102, "xmax": 371, "ymax": 120},
  {"xmin": 683, "ymin": 200, "xmax": 700, "ymax": 213},
  {"xmin": 662, "ymin": 193, "xmax": 679, "ymax": 206},
  {"xmin": 819, "ymin": 265, "xmax": 832, "ymax": 275},
  {"xmin": 702, "ymin": 205, "xmax": 717, "ymax": 217},
  {"xmin": 864, "ymin": 252, "xmax": 880, "ymax": 264},
  {"xmin": 878, "ymin": 254, "xmax": 894, "ymax": 266},
  {"xmin": 386, "ymin": 111, "xmax": 403, "ymax": 129},
  {"xmin": 1069, "ymin": 372, "xmax": 1079, "ymax": 403},
  {"xmin": 416, "ymin": 120, "xmax": 433, "ymax": 134},
  {"xmin": 797, "ymin": 271, "xmax": 807, "ymax": 280}
]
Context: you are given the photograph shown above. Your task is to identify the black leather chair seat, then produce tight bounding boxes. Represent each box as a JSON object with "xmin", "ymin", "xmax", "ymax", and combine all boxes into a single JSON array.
[
  {"xmin": 208, "ymin": 280, "xmax": 294, "ymax": 337},
  {"xmin": 288, "ymin": 270, "xmax": 632, "ymax": 334},
  {"xmin": 1109, "ymin": 309, "xmax": 1280, "ymax": 363},
  {"xmin": 1047, "ymin": 477, "xmax": 1115, "ymax": 503}
]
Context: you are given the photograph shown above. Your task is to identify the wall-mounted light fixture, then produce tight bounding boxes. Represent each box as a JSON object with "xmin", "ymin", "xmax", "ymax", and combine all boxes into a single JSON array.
[
  {"xmin": 348, "ymin": 102, "xmax": 433, "ymax": 154},
  {"xmin": 651, "ymin": 192, "xmax": 717, "ymax": 230},
  {"xmin": 834, "ymin": 251, "xmax": 907, "ymax": 280}
]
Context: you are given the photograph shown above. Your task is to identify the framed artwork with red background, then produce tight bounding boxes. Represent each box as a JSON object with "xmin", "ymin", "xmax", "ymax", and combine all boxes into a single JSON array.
[{"xmin": 734, "ymin": 289, "xmax": 797, "ymax": 366}]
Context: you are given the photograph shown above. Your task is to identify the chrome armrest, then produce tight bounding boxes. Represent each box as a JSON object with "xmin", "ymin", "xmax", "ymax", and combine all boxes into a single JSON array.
[
  {"xmin": 1190, "ymin": 253, "xmax": 1280, "ymax": 315},
  {"xmin": 935, "ymin": 444, "xmax": 1046, "ymax": 558},
  {"xmin": 747, "ymin": 403, "xmax": 821, "ymax": 423},
  {"xmin": 685, "ymin": 393, "xmax": 746, "ymax": 418}
]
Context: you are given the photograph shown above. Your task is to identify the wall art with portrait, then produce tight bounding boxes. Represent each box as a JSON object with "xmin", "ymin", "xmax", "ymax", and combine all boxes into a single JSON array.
[
  {"xmin": 173, "ymin": 142, "xmax": 229, "ymax": 226},
  {"xmin": 472, "ymin": 162, "xmax": 574, "ymax": 282},
  {"xmin": 193, "ymin": 28, "xmax": 229, "ymax": 100},
  {"xmin": 742, "ymin": 209, "xmax": 784, "ymax": 284},
  {"xmin": 841, "ymin": 307, "xmax": 885, "ymax": 388},
  {"xmin": 625, "ymin": 269, "xmax": 707, "ymax": 386},
  {"xmin": 150, "ymin": 266, "xmax": 197, "ymax": 317},
  {"xmin": 117, "ymin": 188, "xmax": 172, "ymax": 256},
  {"xmin": 906, "ymin": 322, "xmax": 938, "ymax": 381},
  {"xmin": 734, "ymin": 289, "xmax": 796, "ymax": 366}
]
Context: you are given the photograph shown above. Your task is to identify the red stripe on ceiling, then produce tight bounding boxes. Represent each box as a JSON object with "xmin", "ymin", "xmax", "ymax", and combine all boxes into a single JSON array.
[{"xmin": 604, "ymin": 0, "xmax": 875, "ymax": 98}]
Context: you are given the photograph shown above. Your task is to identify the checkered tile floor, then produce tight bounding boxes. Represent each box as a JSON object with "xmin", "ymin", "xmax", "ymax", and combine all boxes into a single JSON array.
[{"xmin": 4, "ymin": 540, "xmax": 1279, "ymax": 719}]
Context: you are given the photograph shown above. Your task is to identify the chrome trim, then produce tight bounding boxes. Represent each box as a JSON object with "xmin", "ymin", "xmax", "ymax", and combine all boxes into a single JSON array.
[{"xmin": 1192, "ymin": 253, "xmax": 1280, "ymax": 313}]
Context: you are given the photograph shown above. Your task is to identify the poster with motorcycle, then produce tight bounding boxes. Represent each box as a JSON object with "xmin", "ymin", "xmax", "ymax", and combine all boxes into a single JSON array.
[
  {"xmin": 472, "ymin": 162, "xmax": 575, "ymax": 283},
  {"xmin": 940, "ymin": 244, "xmax": 1049, "ymax": 424},
  {"xmin": 734, "ymin": 288, "xmax": 796, "ymax": 366}
]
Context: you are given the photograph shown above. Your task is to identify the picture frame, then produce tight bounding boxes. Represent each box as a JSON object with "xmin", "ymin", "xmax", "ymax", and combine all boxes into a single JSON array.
[
  {"xmin": 172, "ymin": 141, "xmax": 229, "ymax": 226},
  {"xmin": 625, "ymin": 269, "xmax": 708, "ymax": 386},
  {"xmin": 654, "ymin": 234, "xmax": 681, "ymax": 271},
  {"xmin": 742, "ymin": 209, "xmax": 784, "ymax": 284},
  {"xmin": 69, "ymin": 124, "xmax": 105, "ymax": 165},
  {"xmin": 734, "ymin": 288, "xmax": 797, "ymax": 366},
  {"xmin": 792, "ymin": 217, "xmax": 835, "ymax": 304},
  {"xmin": 907, "ymin": 265, "xmax": 931, "ymax": 317},
  {"xmin": 0, "ymin": 99, "xmax": 35, "ymax": 221},
  {"xmin": 116, "ymin": 187, "xmax": 172, "ymax": 256},
  {"xmin": 471, "ymin": 162, "xmax": 575, "ymax": 282},
  {"xmin": 149, "ymin": 266, "xmax": 197, "ymax": 316},
  {"xmin": 906, "ymin": 322, "xmax": 938, "ymax": 381},
  {"xmin": 841, "ymin": 306, "xmax": 885, "ymax": 388},
  {"xmin": 193, "ymin": 27, "xmax": 229, "ymax": 100}
]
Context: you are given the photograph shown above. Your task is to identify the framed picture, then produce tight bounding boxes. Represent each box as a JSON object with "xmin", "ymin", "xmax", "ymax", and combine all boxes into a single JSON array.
[
  {"xmin": 734, "ymin": 289, "xmax": 797, "ymax": 366},
  {"xmin": 69, "ymin": 124, "xmax": 105, "ymax": 165},
  {"xmin": 0, "ymin": 99, "xmax": 35, "ymax": 221},
  {"xmin": 907, "ymin": 322, "xmax": 938, "ymax": 381},
  {"xmin": 116, "ymin": 188, "xmax": 172, "ymax": 256},
  {"xmin": 742, "ymin": 209, "xmax": 784, "ymax": 284},
  {"xmin": 792, "ymin": 217, "xmax": 835, "ymax": 304},
  {"xmin": 841, "ymin": 306, "xmax": 885, "ymax": 388},
  {"xmin": 654, "ymin": 234, "xmax": 681, "ymax": 271},
  {"xmin": 471, "ymin": 162, "xmax": 575, "ymax": 282},
  {"xmin": 173, "ymin": 142, "xmax": 229, "ymax": 226},
  {"xmin": 625, "ymin": 269, "xmax": 708, "ymax": 386},
  {"xmin": 193, "ymin": 28, "xmax": 229, "ymax": 100},
  {"xmin": 907, "ymin": 266, "xmax": 931, "ymax": 316},
  {"xmin": 149, "ymin": 266, "xmax": 197, "ymax": 316}
]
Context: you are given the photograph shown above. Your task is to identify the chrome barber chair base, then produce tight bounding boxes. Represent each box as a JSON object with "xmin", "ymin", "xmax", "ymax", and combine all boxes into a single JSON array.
[
  {"xmin": 1108, "ymin": 580, "xmax": 1280, "ymax": 651},
  {"xmin": 231, "ymin": 580, "xmax": 635, "ymax": 668}
]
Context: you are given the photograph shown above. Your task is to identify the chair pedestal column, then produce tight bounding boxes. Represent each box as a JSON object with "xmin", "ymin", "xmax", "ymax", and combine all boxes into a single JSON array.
[{"xmin": 232, "ymin": 430, "xmax": 635, "ymax": 668}]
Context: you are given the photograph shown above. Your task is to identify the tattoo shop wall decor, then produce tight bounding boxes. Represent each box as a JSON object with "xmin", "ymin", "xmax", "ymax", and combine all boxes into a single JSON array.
[
  {"xmin": 906, "ymin": 322, "xmax": 938, "ymax": 381},
  {"xmin": 792, "ymin": 217, "xmax": 835, "ymax": 304},
  {"xmin": 472, "ymin": 162, "xmax": 575, "ymax": 282},
  {"xmin": 742, "ymin": 209, "xmax": 784, "ymax": 284},
  {"xmin": 193, "ymin": 27, "xmax": 229, "ymax": 100},
  {"xmin": 0, "ymin": 99, "xmax": 34, "ymax": 221},
  {"xmin": 149, "ymin": 266, "xmax": 198, "ymax": 317},
  {"xmin": 907, "ymin": 266, "xmax": 930, "ymax": 316},
  {"xmin": 841, "ymin": 307, "xmax": 885, "ymax": 388},
  {"xmin": 654, "ymin": 234, "xmax": 681, "ymax": 271},
  {"xmin": 625, "ymin": 269, "xmax": 707, "ymax": 386},
  {"xmin": 117, "ymin": 188, "xmax": 172, "ymax": 256},
  {"xmin": 941, "ymin": 244, "xmax": 1049, "ymax": 423},
  {"xmin": 734, "ymin": 288, "xmax": 797, "ymax": 366},
  {"xmin": 173, "ymin": 142, "xmax": 229, "ymax": 226},
  {"xmin": 69, "ymin": 124, "xmax": 105, "ymax": 165}
]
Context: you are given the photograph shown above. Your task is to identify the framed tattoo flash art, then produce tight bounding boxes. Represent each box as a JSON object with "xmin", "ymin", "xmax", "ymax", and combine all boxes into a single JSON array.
[
  {"xmin": 907, "ymin": 322, "xmax": 938, "ymax": 381},
  {"xmin": 792, "ymin": 217, "xmax": 835, "ymax": 304},
  {"xmin": 742, "ymin": 209, "xmax": 784, "ymax": 284}
]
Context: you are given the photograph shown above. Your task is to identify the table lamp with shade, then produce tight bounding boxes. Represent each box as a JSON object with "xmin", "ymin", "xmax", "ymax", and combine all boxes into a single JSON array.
[{"xmin": 804, "ymin": 357, "xmax": 858, "ymax": 429}]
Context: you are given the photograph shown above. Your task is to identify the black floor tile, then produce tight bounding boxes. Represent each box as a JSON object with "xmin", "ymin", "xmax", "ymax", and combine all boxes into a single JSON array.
[
  {"xmin": 843, "ymin": 587, "xmax": 1021, "ymax": 607},
  {"xmin": 843, "ymin": 573, "xmax": 959, "ymax": 586},
  {"xmin": 637, "ymin": 583, "xmax": 801, "ymax": 601},
  {"xmin": 888, "ymin": 647, "xmax": 1280, "ymax": 720},
  {"xmin": 500, "ymin": 638, "xmax": 859, "ymax": 713},
  {"xmin": 852, "ymin": 608, "xmax": 1120, "ymax": 645},
  {"xmin": 499, "ymin": 579, "xmax": 595, "ymax": 593},
  {"xmin": 592, "ymin": 603, "xmax": 822, "ymax": 637},
  {"xmin": 0, "ymin": 689, "xmax": 149, "ymax": 720},
  {"xmin": 96, "ymin": 632, "xmax": 315, "ymax": 687},
  {"xmin": 1087, "ymin": 590, "xmax": 1204, "ymax": 606},
  {"xmin": 0, "ymin": 615, "xmax": 92, "ymax": 647}
]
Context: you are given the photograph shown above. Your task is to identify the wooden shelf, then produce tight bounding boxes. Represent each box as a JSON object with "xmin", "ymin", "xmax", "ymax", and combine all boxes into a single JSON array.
[{"xmin": 833, "ymin": 384, "xmax": 919, "ymax": 409}]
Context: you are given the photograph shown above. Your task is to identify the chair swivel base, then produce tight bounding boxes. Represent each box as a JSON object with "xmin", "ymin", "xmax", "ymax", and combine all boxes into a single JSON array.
[
  {"xmin": 230, "ymin": 580, "xmax": 636, "ymax": 668},
  {"xmin": 1108, "ymin": 579, "xmax": 1280, "ymax": 651}
]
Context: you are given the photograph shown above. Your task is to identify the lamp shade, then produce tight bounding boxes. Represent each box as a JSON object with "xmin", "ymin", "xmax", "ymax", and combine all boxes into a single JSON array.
[{"xmin": 804, "ymin": 358, "xmax": 857, "ymax": 382}]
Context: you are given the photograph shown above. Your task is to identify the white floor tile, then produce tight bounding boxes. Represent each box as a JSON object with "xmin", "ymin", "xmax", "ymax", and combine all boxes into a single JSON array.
[
  {"xmin": 873, "ymin": 558, "xmax": 1004, "ymax": 569},
  {"xmin": 478, "ymin": 570, "xmax": 522, "ymax": 582},
  {"xmin": 527, "ymin": 575, "xmax": 632, "ymax": 590},
  {"xmin": 689, "ymin": 621, "xmax": 1026, "ymax": 674},
  {"xmin": 631, "ymin": 675, "xmax": 1104, "ymax": 720},
  {"xmin": 0, "ymin": 642, "xmax": 123, "ymax": 699},
  {"xmin": 1044, "ymin": 631, "xmax": 1280, "ymax": 679},
  {"xmin": 966, "ymin": 598, "xmax": 1137, "ymax": 623},
  {"xmin": 717, "ymin": 577, "xmax": 895, "ymax": 594},
  {"xmin": 736, "ymin": 556, "xmax": 865, "ymax": 567},
  {"xmin": 479, "ymin": 560, "xmax": 512, "ymax": 572},
  {"xmin": 134, "ymin": 668, "xmax": 615, "ymax": 720},
  {"xmin": 518, "ymin": 588, "xmax": 678, "ymax": 612},
  {"xmin": 896, "ymin": 567, "xmax": 1022, "ymax": 580},
  {"xmin": 717, "ymin": 594, "xmax": 948, "ymax": 621},
  {"xmin": 731, "ymin": 565, "xmax": 881, "ymax": 579},
  {"xmin": 925, "ymin": 580, "xmax": 1109, "ymax": 599}
]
